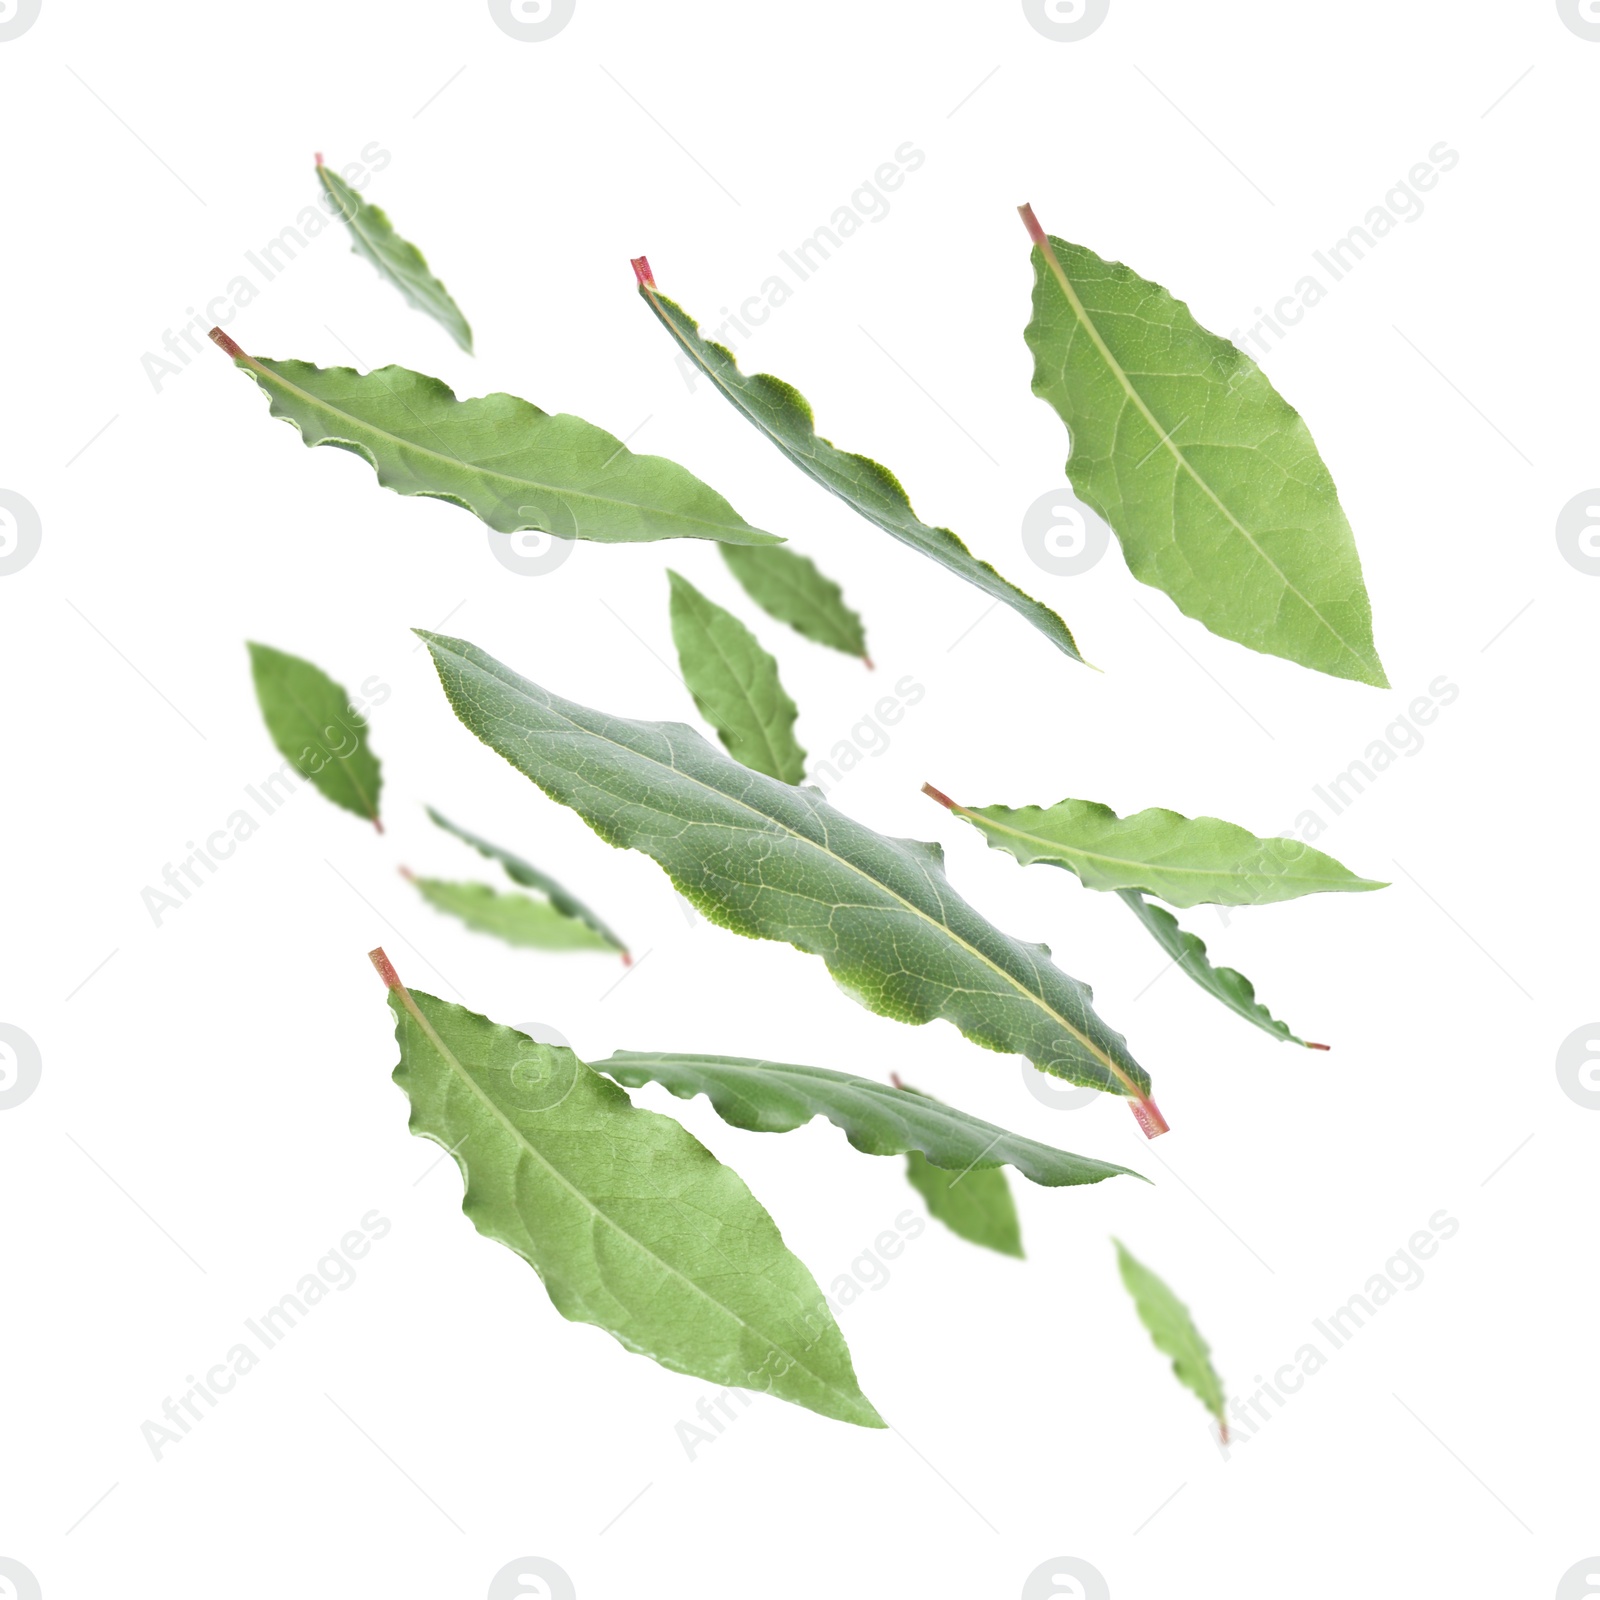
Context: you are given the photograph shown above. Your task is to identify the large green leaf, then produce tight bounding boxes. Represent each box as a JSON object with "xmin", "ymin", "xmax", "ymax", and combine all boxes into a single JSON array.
[
  {"xmin": 371, "ymin": 951, "xmax": 881, "ymax": 1427},
  {"xmin": 906, "ymin": 1150, "xmax": 1022, "ymax": 1259},
  {"xmin": 633, "ymin": 258, "xmax": 1084, "ymax": 664},
  {"xmin": 208, "ymin": 331, "xmax": 781, "ymax": 547},
  {"xmin": 925, "ymin": 785, "xmax": 1384, "ymax": 909},
  {"xmin": 720, "ymin": 543, "xmax": 868, "ymax": 661},
  {"xmin": 317, "ymin": 158, "xmax": 472, "ymax": 353},
  {"xmin": 595, "ymin": 1052, "xmax": 1143, "ymax": 1186},
  {"xmin": 1114, "ymin": 1238, "xmax": 1228, "ymax": 1437},
  {"xmin": 1020, "ymin": 206, "xmax": 1386, "ymax": 687},
  {"xmin": 418, "ymin": 630, "xmax": 1165, "ymax": 1130},
  {"xmin": 408, "ymin": 876, "xmax": 618, "ymax": 953},
  {"xmin": 246, "ymin": 642, "xmax": 382, "ymax": 828},
  {"xmin": 426, "ymin": 807, "xmax": 628, "ymax": 955},
  {"xmin": 669, "ymin": 570, "xmax": 806, "ymax": 784},
  {"xmin": 1118, "ymin": 890, "xmax": 1312, "ymax": 1048}
]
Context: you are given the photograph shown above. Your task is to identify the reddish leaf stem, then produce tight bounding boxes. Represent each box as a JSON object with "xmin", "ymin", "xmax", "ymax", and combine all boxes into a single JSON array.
[
  {"xmin": 208, "ymin": 326, "xmax": 246, "ymax": 360},
  {"xmin": 1017, "ymin": 201, "xmax": 1050, "ymax": 250},
  {"xmin": 630, "ymin": 254, "xmax": 656, "ymax": 289},
  {"xmin": 369, "ymin": 946, "xmax": 404, "ymax": 992}
]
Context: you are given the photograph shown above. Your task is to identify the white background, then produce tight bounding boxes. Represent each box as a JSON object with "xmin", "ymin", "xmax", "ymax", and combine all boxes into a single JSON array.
[{"xmin": 2, "ymin": 2, "xmax": 1595, "ymax": 1596}]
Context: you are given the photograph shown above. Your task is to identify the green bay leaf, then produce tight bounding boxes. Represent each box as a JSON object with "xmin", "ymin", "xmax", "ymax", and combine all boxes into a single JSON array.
[
  {"xmin": 893, "ymin": 1080, "xmax": 1023, "ymax": 1258},
  {"xmin": 634, "ymin": 262, "xmax": 1083, "ymax": 663},
  {"xmin": 933, "ymin": 788, "xmax": 1384, "ymax": 909},
  {"xmin": 375, "ymin": 959, "xmax": 881, "ymax": 1427},
  {"xmin": 409, "ymin": 877, "xmax": 617, "ymax": 953},
  {"xmin": 1118, "ymin": 890, "xmax": 1309, "ymax": 1047},
  {"xmin": 669, "ymin": 569, "xmax": 806, "ymax": 784},
  {"xmin": 247, "ymin": 642, "xmax": 382, "ymax": 827},
  {"xmin": 417, "ymin": 630, "xmax": 1158, "ymax": 1112},
  {"xmin": 317, "ymin": 159, "xmax": 472, "ymax": 353},
  {"xmin": 426, "ymin": 808, "xmax": 627, "ymax": 954},
  {"xmin": 210, "ymin": 333, "xmax": 781, "ymax": 547},
  {"xmin": 906, "ymin": 1150, "xmax": 1023, "ymax": 1259},
  {"xmin": 1021, "ymin": 210, "xmax": 1385, "ymax": 686},
  {"xmin": 1114, "ymin": 1238, "xmax": 1228, "ymax": 1435},
  {"xmin": 719, "ymin": 543, "xmax": 868, "ymax": 660},
  {"xmin": 595, "ymin": 1053, "xmax": 1142, "ymax": 1186}
]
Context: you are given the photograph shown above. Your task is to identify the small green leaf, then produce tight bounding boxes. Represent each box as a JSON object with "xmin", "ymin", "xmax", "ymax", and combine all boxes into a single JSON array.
[
  {"xmin": 1118, "ymin": 890, "xmax": 1308, "ymax": 1047},
  {"xmin": 317, "ymin": 159, "xmax": 472, "ymax": 353},
  {"xmin": 425, "ymin": 808, "xmax": 627, "ymax": 954},
  {"xmin": 408, "ymin": 877, "xmax": 617, "ymax": 953},
  {"xmin": 373, "ymin": 953, "xmax": 882, "ymax": 1428},
  {"xmin": 893, "ymin": 1079, "xmax": 1022, "ymax": 1258},
  {"xmin": 595, "ymin": 1053, "xmax": 1143, "ymax": 1187},
  {"xmin": 1021, "ymin": 208, "xmax": 1386, "ymax": 687},
  {"xmin": 1114, "ymin": 1238, "xmax": 1228, "ymax": 1435},
  {"xmin": 719, "ymin": 543, "xmax": 868, "ymax": 660},
  {"xmin": 906, "ymin": 1150, "xmax": 1023, "ymax": 1259},
  {"xmin": 417, "ymin": 630, "xmax": 1158, "ymax": 1114},
  {"xmin": 932, "ymin": 788, "xmax": 1384, "ymax": 909},
  {"xmin": 210, "ymin": 332, "xmax": 782, "ymax": 547},
  {"xmin": 668, "ymin": 570, "xmax": 806, "ymax": 783},
  {"xmin": 634, "ymin": 260, "xmax": 1084, "ymax": 663},
  {"xmin": 246, "ymin": 642, "xmax": 382, "ymax": 828}
]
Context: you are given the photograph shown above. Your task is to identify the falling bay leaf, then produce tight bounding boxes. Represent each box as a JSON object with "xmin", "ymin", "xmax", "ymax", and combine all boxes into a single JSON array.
[
  {"xmin": 246, "ymin": 641, "xmax": 382, "ymax": 829},
  {"xmin": 317, "ymin": 158, "xmax": 473, "ymax": 353},
  {"xmin": 669, "ymin": 569, "xmax": 806, "ymax": 784},
  {"xmin": 210, "ymin": 331, "xmax": 782, "ymax": 547},
  {"xmin": 372, "ymin": 950, "xmax": 882, "ymax": 1427},
  {"xmin": 1021, "ymin": 206, "xmax": 1386, "ymax": 686}
]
